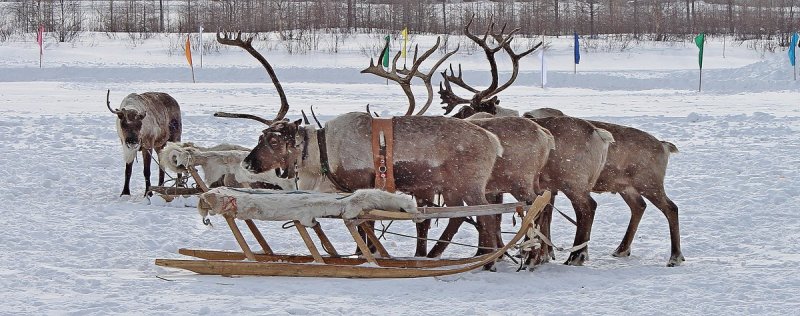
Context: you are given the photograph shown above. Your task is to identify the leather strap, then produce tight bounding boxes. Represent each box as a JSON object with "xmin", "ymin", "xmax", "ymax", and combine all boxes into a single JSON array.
[
  {"xmin": 371, "ymin": 118, "xmax": 396, "ymax": 192},
  {"xmin": 316, "ymin": 128, "xmax": 352, "ymax": 193}
]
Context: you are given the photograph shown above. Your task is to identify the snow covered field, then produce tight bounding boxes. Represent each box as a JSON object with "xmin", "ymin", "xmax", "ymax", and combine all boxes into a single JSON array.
[{"xmin": 0, "ymin": 33, "xmax": 798, "ymax": 315}]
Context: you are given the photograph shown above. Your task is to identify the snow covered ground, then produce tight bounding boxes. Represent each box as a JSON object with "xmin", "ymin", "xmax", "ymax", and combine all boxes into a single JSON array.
[{"xmin": 0, "ymin": 33, "xmax": 798, "ymax": 315}]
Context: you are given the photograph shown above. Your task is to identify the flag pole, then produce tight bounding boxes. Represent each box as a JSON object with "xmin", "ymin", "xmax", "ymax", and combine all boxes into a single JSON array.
[
  {"xmin": 37, "ymin": 24, "xmax": 43, "ymax": 68},
  {"xmin": 699, "ymin": 67, "xmax": 702, "ymax": 92},
  {"xmin": 199, "ymin": 26, "xmax": 204, "ymax": 69},
  {"xmin": 542, "ymin": 34, "xmax": 546, "ymax": 89}
]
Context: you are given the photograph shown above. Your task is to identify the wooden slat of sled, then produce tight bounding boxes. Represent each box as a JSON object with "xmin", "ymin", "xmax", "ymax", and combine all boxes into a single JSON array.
[
  {"xmin": 245, "ymin": 220, "xmax": 274, "ymax": 255},
  {"xmin": 189, "ymin": 167, "xmax": 209, "ymax": 192},
  {"xmin": 360, "ymin": 202, "xmax": 526, "ymax": 220},
  {"xmin": 294, "ymin": 220, "xmax": 325, "ymax": 263},
  {"xmin": 155, "ymin": 259, "xmax": 479, "ymax": 279},
  {"xmin": 148, "ymin": 186, "xmax": 203, "ymax": 196},
  {"xmin": 225, "ymin": 215, "xmax": 257, "ymax": 261},
  {"xmin": 177, "ymin": 248, "xmax": 490, "ymax": 268},
  {"xmin": 312, "ymin": 224, "xmax": 338, "ymax": 256}
]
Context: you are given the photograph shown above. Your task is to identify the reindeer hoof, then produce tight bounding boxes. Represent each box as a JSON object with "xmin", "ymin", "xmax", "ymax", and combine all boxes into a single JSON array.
[
  {"xmin": 667, "ymin": 254, "xmax": 685, "ymax": 267},
  {"xmin": 564, "ymin": 252, "xmax": 587, "ymax": 266},
  {"xmin": 612, "ymin": 248, "xmax": 631, "ymax": 258}
]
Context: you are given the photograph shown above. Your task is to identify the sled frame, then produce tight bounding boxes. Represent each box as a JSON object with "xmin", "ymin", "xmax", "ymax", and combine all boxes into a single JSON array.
[{"xmin": 155, "ymin": 188, "xmax": 550, "ymax": 278}]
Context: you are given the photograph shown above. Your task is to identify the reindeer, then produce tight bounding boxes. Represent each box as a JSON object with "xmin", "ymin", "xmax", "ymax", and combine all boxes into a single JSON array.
[
  {"xmin": 106, "ymin": 90, "xmax": 182, "ymax": 196},
  {"xmin": 524, "ymin": 108, "xmax": 684, "ymax": 267},
  {"xmin": 386, "ymin": 20, "xmax": 556, "ymax": 259},
  {"xmin": 437, "ymin": 21, "xmax": 615, "ymax": 266},
  {"xmin": 214, "ymin": 32, "xmax": 506, "ymax": 265}
]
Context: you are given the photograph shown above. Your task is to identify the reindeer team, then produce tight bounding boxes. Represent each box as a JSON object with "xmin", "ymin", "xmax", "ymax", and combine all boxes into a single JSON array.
[{"xmin": 107, "ymin": 19, "xmax": 684, "ymax": 269}]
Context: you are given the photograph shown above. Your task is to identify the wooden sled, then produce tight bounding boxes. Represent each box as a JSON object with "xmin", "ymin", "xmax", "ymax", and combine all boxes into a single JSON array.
[{"xmin": 155, "ymin": 187, "xmax": 551, "ymax": 279}]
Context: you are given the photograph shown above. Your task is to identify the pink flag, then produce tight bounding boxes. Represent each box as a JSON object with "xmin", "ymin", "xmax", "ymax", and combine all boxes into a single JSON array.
[{"xmin": 37, "ymin": 24, "xmax": 44, "ymax": 55}]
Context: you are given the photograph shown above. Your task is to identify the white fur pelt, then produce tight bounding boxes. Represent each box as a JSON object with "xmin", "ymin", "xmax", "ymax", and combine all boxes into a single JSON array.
[
  {"xmin": 198, "ymin": 188, "xmax": 418, "ymax": 227},
  {"xmin": 494, "ymin": 106, "xmax": 520, "ymax": 117},
  {"xmin": 159, "ymin": 142, "xmax": 295, "ymax": 190}
]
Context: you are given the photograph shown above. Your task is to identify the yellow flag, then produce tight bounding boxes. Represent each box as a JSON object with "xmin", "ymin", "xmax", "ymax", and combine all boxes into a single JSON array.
[
  {"xmin": 401, "ymin": 27, "xmax": 408, "ymax": 58},
  {"xmin": 185, "ymin": 35, "xmax": 193, "ymax": 68}
]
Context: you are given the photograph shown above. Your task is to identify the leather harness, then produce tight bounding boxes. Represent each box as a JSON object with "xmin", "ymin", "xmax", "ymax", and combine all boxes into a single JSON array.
[
  {"xmin": 316, "ymin": 128, "xmax": 353, "ymax": 193},
  {"xmin": 311, "ymin": 118, "xmax": 396, "ymax": 193},
  {"xmin": 370, "ymin": 118, "xmax": 396, "ymax": 193}
]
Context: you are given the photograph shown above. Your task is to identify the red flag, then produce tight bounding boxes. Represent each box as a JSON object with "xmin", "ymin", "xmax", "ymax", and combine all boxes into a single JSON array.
[
  {"xmin": 37, "ymin": 24, "xmax": 44, "ymax": 56},
  {"xmin": 185, "ymin": 35, "xmax": 195, "ymax": 83},
  {"xmin": 185, "ymin": 35, "xmax": 193, "ymax": 68}
]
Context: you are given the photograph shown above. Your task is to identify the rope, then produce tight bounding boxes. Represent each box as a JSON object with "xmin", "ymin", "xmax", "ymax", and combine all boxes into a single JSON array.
[
  {"xmin": 552, "ymin": 204, "xmax": 577, "ymax": 226},
  {"xmin": 149, "ymin": 154, "xmax": 188, "ymax": 188},
  {"xmin": 371, "ymin": 226, "xmax": 519, "ymax": 263},
  {"xmin": 378, "ymin": 220, "xmax": 393, "ymax": 240}
]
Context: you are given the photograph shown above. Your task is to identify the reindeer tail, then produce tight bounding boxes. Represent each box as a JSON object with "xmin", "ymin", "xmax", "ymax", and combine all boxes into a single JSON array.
[{"xmin": 661, "ymin": 141, "xmax": 679, "ymax": 154}]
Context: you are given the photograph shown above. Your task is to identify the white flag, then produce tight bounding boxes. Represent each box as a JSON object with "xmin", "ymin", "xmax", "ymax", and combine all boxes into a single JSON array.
[{"xmin": 539, "ymin": 50, "xmax": 547, "ymax": 87}]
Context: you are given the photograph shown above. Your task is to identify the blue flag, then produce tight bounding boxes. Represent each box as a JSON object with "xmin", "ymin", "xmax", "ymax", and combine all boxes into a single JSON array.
[
  {"xmin": 574, "ymin": 32, "xmax": 581, "ymax": 65},
  {"xmin": 789, "ymin": 32, "xmax": 799, "ymax": 66}
]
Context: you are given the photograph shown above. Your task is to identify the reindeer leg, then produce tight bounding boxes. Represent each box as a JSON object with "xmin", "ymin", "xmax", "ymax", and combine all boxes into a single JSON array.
[
  {"xmin": 414, "ymin": 194, "xmax": 436, "ymax": 257},
  {"xmin": 142, "ymin": 148, "xmax": 153, "ymax": 195},
  {"xmin": 427, "ymin": 218, "xmax": 464, "ymax": 258},
  {"xmin": 642, "ymin": 189, "xmax": 684, "ymax": 267},
  {"xmin": 427, "ymin": 192, "xmax": 465, "ymax": 258},
  {"xmin": 465, "ymin": 190, "xmax": 498, "ymax": 271},
  {"xmin": 563, "ymin": 190, "xmax": 597, "ymax": 266},
  {"xmin": 486, "ymin": 193, "xmax": 505, "ymax": 249},
  {"xmin": 415, "ymin": 220, "xmax": 431, "ymax": 257},
  {"xmin": 121, "ymin": 162, "xmax": 133, "ymax": 196},
  {"xmin": 613, "ymin": 187, "xmax": 647, "ymax": 258}
]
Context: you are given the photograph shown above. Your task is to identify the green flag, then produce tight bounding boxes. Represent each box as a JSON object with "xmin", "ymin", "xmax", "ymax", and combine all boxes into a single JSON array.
[
  {"xmin": 694, "ymin": 33, "xmax": 705, "ymax": 69},
  {"xmin": 382, "ymin": 35, "xmax": 390, "ymax": 68}
]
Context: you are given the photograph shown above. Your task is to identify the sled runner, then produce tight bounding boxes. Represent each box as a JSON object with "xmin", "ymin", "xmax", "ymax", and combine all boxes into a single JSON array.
[{"xmin": 155, "ymin": 183, "xmax": 551, "ymax": 278}]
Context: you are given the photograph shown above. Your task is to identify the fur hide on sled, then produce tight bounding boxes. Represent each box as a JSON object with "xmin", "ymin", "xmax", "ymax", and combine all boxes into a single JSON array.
[{"xmin": 198, "ymin": 188, "xmax": 418, "ymax": 227}]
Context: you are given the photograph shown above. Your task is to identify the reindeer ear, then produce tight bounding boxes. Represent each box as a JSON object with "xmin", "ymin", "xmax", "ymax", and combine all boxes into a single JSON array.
[
  {"xmin": 116, "ymin": 112, "xmax": 125, "ymax": 119},
  {"xmin": 292, "ymin": 119, "xmax": 302, "ymax": 126}
]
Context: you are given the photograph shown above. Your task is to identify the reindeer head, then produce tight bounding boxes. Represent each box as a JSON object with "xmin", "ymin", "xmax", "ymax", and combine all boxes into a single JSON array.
[
  {"xmin": 243, "ymin": 119, "xmax": 303, "ymax": 177},
  {"xmin": 107, "ymin": 90, "xmax": 147, "ymax": 149}
]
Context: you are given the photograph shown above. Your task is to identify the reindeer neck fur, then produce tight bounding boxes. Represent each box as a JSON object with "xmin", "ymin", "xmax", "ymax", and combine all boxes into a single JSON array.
[{"xmin": 294, "ymin": 125, "xmax": 324, "ymax": 189}]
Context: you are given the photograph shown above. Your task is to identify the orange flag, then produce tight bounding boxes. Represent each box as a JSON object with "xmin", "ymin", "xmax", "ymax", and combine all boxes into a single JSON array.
[{"xmin": 185, "ymin": 35, "xmax": 195, "ymax": 83}]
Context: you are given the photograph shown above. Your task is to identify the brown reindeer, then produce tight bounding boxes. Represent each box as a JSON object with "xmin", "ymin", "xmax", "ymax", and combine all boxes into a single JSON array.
[
  {"xmin": 392, "ymin": 20, "xmax": 555, "ymax": 259},
  {"xmin": 106, "ymin": 90, "xmax": 182, "ymax": 196},
  {"xmin": 438, "ymin": 22, "xmax": 615, "ymax": 266},
  {"xmin": 213, "ymin": 32, "xmax": 507, "ymax": 265},
  {"xmin": 525, "ymin": 108, "xmax": 684, "ymax": 267}
]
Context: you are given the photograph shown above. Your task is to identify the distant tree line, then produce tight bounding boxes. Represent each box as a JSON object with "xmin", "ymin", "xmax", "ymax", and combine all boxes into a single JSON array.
[{"xmin": 1, "ymin": 0, "xmax": 798, "ymax": 44}]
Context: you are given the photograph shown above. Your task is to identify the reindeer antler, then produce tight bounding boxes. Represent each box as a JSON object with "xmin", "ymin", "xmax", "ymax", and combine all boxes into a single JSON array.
[
  {"xmin": 217, "ymin": 31, "xmax": 289, "ymax": 123},
  {"xmin": 439, "ymin": 16, "xmax": 541, "ymax": 115},
  {"xmin": 362, "ymin": 37, "xmax": 459, "ymax": 116},
  {"xmin": 106, "ymin": 89, "xmax": 120, "ymax": 114}
]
